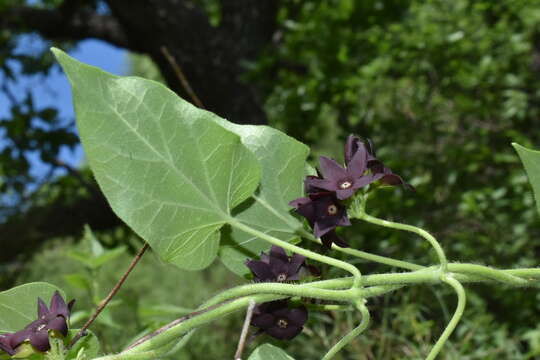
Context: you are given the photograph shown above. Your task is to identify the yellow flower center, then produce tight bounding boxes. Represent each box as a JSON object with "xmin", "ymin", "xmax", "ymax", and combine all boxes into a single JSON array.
[{"xmin": 277, "ymin": 319, "xmax": 288, "ymax": 328}]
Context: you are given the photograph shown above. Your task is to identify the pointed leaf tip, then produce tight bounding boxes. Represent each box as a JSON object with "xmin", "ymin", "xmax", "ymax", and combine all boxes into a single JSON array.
[
  {"xmin": 57, "ymin": 51, "xmax": 261, "ymax": 270},
  {"xmin": 513, "ymin": 142, "xmax": 540, "ymax": 218}
]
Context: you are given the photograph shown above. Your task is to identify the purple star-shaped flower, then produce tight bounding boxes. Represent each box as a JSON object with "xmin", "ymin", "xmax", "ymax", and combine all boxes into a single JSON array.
[
  {"xmin": 345, "ymin": 134, "xmax": 414, "ymax": 190},
  {"xmin": 246, "ymin": 246, "xmax": 307, "ymax": 282},
  {"xmin": 289, "ymin": 192, "xmax": 351, "ymax": 238},
  {"xmin": 3, "ymin": 291, "xmax": 75, "ymax": 353},
  {"xmin": 251, "ymin": 300, "xmax": 308, "ymax": 340},
  {"xmin": 306, "ymin": 148, "xmax": 382, "ymax": 200}
]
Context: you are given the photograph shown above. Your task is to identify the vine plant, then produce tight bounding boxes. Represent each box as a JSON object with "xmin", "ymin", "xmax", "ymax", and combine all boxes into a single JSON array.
[{"xmin": 1, "ymin": 48, "xmax": 540, "ymax": 359}]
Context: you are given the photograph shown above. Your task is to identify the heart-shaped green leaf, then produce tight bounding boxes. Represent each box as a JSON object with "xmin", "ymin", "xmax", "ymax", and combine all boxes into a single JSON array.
[
  {"xmin": 0, "ymin": 282, "xmax": 64, "ymax": 332},
  {"xmin": 53, "ymin": 48, "xmax": 261, "ymax": 270},
  {"xmin": 248, "ymin": 343, "xmax": 296, "ymax": 360}
]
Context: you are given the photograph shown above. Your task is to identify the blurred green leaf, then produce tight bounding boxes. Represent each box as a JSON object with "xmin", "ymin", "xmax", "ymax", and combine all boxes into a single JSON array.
[
  {"xmin": 248, "ymin": 343, "xmax": 295, "ymax": 360},
  {"xmin": 66, "ymin": 329, "xmax": 100, "ymax": 359},
  {"xmin": 63, "ymin": 274, "xmax": 91, "ymax": 292}
]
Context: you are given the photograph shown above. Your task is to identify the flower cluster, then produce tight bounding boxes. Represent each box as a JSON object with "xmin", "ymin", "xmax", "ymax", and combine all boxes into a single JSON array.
[
  {"xmin": 290, "ymin": 135, "xmax": 412, "ymax": 248},
  {"xmin": 245, "ymin": 246, "xmax": 315, "ymax": 340},
  {"xmin": 0, "ymin": 291, "xmax": 75, "ymax": 356}
]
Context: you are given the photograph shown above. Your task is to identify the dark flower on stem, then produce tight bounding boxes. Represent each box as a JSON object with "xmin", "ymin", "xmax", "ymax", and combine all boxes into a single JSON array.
[
  {"xmin": 246, "ymin": 246, "xmax": 306, "ymax": 282},
  {"xmin": 320, "ymin": 229, "xmax": 350, "ymax": 249},
  {"xmin": 345, "ymin": 134, "xmax": 414, "ymax": 190},
  {"xmin": 306, "ymin": 150, "xmax": 382, "ymax": 200},
  {"xmin": 289, "ymin": 192, "xmax": 350, "ymax": 238},
  {"xmin": 251, "ymin": 300, "xmax": 308, "ymax": 340},
  {"xmin": 5, "ymin": 291, "xmax": 75, "ymax": 353}
]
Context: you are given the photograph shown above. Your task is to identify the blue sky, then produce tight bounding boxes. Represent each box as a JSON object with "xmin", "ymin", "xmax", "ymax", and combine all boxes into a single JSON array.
[{"xmin": 0, "ymin": 38, "xmax": 126, "ymax": 182}]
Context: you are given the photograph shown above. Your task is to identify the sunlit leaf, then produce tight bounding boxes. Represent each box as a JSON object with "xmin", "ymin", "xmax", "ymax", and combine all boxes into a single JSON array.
[{"xmin": 53, "ymin": 48, "xmax": 261, "ymax": 270}]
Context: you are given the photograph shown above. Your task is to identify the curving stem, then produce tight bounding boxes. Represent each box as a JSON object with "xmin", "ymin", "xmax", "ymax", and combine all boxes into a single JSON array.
[
  {"xmin": 358, "ymin": 213, "xmax": 448, "ymax": 272},
  {"xmin": 229, "ymin": 219, "xmax": 364, "ymax": 289},
  {"xmin": 322, "ymin": 300, "xmax": 371, "ymax": 360},
  {"xmin": 426, "ymin": 275, "xmax": 467, "ymax": 360}
]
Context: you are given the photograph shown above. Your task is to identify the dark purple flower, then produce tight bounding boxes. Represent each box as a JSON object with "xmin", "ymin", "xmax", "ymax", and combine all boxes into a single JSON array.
[
  {"xmin": 320, "ymin": 229, "xmax": 350, "ymax": 249},
  {"xmin": 306, "ymin": 149, "xmax": 382, "ymax": 199},
  {"xmin": 246, "ymin": 246, "xmax": 306, "ymax": 282},
  {"xmin": 5, "ymin": 291, "xmax": 75, "ymax": 353},
  {"xmin": 289, "ymin": 192, "xmax": 350, "ymax": 238},
  {"xmin": 345, "ymin": 134, "xmax": 414, "ymax": 190},
  {"xmin": 251, "ymin": 300, "xmax": 308, "ymax": 340}
]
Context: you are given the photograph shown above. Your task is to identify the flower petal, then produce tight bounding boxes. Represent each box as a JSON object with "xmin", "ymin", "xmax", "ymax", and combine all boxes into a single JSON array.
[
  {"xmin": 266, "ymin": 325, "xmax": 303, "ymax": 340},
  {"xmin": 313, "ymin": 220, "xmax": 337, "ymax": 238},
  {"xmin": 29, "ymin": 331, "xmax": 50, "ymax": 352},
  {"xmin": 245, "ymin": 260, "xmax": 274, "ymax": 281},
  {"xmin": 0, "ymin": 334, "xmax": 15, "ymax": 356},
  {"xmin": 287, "ymin": 254, "xmax": 306, "ymax": 276},
  {"xmin": 8, "ymin": 329, "xmax": 31, "ymax": 349},
  {"xmin": 269, "ymin": 246, "xmax": 288, "ymax": 266},
  {"xmin": 37, "ymin": 298, "xmax": 48, "ymax": 318},
  {"xmin": 67, "ymin": 300, "xmax": 76, "ymax": 313},
  {"xmin": 307, "ymin": 178, "xmax": 337, "ymax": 192},
  {"xmin": 251, "ymin": 313, "xmax": 275, "ymax": 329},
  {"xmin": 288, "ymin": 197, "xmax": 310, "ymax": 208},
  {"xmin": 319, "ymin": 156, "xmax": 347, "ymax": 182},
  {"xmin": 344, "ymin": 135, "xmax": 359, "ymax": 165},
  {"xmin": 47, "ymin": 316, "xmax": 68, "ymax": 336},
  {"xmin": 49, "ymin": 291, "xmax": 68, "ymax": 318},
  {"xmin": 335, "ymin": 187, "xmax": 355, "ymax": 200},
  {"xmin": 347, "ymin": 143, "xmax": 368, "ymax": 176},
  {"xmin": 287, "ymin": 307, "xmax": 308, "ymax": 327}
]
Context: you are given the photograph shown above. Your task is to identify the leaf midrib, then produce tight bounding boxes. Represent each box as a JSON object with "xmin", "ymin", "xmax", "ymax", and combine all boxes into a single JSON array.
[{"xmin": 87, "ymin": 79, "xmax": 229, "ymax": 219}]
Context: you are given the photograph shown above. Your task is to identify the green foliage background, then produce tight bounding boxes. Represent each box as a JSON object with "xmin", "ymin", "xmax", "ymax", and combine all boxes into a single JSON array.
[{"xmin": 10, "ymin": 0, "xmax": 540, "ymax": 358}]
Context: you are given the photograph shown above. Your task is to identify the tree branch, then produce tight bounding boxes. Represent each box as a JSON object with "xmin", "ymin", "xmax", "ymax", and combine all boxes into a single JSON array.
[{"xmin": 0, "ymin": 5, "xmax": 129, "ymax": 48}]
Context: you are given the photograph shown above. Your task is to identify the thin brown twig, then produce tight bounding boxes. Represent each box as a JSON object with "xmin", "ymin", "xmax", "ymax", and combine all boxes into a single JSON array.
[
  {"xmin": 234, "ymin": 300, "xmax": 256, "ymax": 360},
  {"xmin": 160, "ymin": 46, "xmax": 205, "ymax": 109},
  {"xmin": 126, "ymin": 299, "xmax": 235, "ymax": 350},
  {"xmin": 69, "ymin": 243, "xmax": 150, "ymax": 348}
]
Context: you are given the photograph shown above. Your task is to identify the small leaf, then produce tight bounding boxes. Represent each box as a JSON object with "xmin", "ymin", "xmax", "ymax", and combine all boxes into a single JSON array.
[
  {"xmin": 66, "ymin": 329, "xmax": 100, "ymax": 360},
  {"xmin": 248, "ymin": 343, "xmax": 296, "ymax": 360},
  {"xmin": 0, "ymin": 282, "xmax": 64, "ymax": 332},
  {"xmin": 91, "ymin": 246, "xmax": 127, "ymax": 269},
  {"xmin": 52, "ymin": 48, "xmax": 261, "ymax": 271},
  {"xmin": 84, "ymin": 224, "xmax": 104, "ymax": 257},
  {"xmin": 513, "ymin": 143, "xmax": 540, "ymax": 217},
  {"xmin": 63, "ymin": 274, "xmax": 92, "ymax": 291}
]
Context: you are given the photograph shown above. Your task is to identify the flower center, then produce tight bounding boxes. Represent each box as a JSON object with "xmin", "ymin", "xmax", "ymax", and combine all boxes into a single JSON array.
[
  {"xmin": 277, "ymin": 319, "xmax": 288, "ymax": 329},
  {"xmin": 327, "ymin": 204, "xmax": 338, "ymax": 216},
  {"xmin": 339, "ymin": 181, "xmax": 352, "ymax": 189},
  {"xmin": 276, "ymin": 273, "xmax": 288, "ymax": 282}
]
